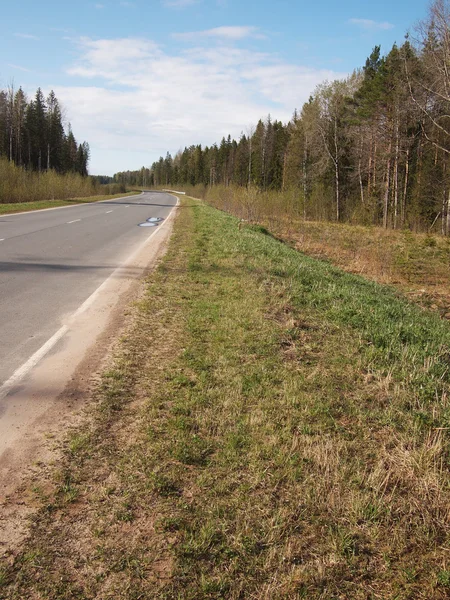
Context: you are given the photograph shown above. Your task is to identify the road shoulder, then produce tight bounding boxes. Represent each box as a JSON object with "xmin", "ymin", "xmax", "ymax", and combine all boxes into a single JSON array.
[{"xmin": 0, "ymin": 201, "xmax": 178, "ymax": 557}]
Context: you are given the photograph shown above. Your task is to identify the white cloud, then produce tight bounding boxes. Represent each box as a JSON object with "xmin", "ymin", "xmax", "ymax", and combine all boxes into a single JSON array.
[
  {"xmin": 349, "ymin": 18, "xmax": 394, "ymax": 31},
  {"xmin": 95, "ymin": 3, "xmax": 105, "ymax": 8},
  {"xmin": 59, "ymin": 36, "xmax": 346, "ymax": 174},
  {"xmin": 68, "ymin": 37, "xmax": 160, "ymax": 78},
  {"xmin": 173, "ymin": 26, "xmax": 266, "ymax": 42},
  {"xmin": 7, "ymin": 63, "xmax": 30, "ymax": 72},
  {"xmin": 15, "ymin": 33, "xmax": 40, "ymax": 40}
]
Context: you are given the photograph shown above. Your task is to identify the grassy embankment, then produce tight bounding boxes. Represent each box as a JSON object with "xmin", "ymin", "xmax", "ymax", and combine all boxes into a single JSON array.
[
  {"xmin": 1, "ymin": 196, "xmax": 450, "ymax": 599},
  {"xmin": 175, "ymin": 184, "xmax": 450, "ymax": 318},
  {"xmin": 266, "ymin": 219, "xmax": 450, "ymax": 318}
]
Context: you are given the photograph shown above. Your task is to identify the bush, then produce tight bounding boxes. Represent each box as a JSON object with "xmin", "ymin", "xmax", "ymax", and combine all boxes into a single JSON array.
[{"xmin": 0, "ymin": 158, "xmax": 125, "ymax": 203}]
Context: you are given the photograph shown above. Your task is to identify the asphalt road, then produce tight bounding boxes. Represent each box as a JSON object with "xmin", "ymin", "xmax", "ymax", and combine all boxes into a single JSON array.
[{"xmin": 0, "ymin": 191, "xmax": 177, "ymax": 386}]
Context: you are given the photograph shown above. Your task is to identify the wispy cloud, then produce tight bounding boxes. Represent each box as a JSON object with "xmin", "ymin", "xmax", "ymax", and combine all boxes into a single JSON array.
[
  {"xmin": 69, "ymin": 37, "xmax": 160, "ymax": 76},
  {"xmin": 15, "ymin": 33, "xmax": 40, "ymax": 40},
  {"xmin": 173, "ymin": 26, "xmax": 266, "ymax": 42},
  {"xmin": 349, "ymin": 18, "xmax": 394, "ymax": 31},
  {"xmin": 120, "ymin": 1, "xmax": 136, "ymax": 6},
  {"xmin": 61, "ymin": 35, "xmax": 346, "ymax": 174},
  {"xmin": 95, "ymin": 3, "xmax": 105, "ymax": 8},
  {"xmin": 163, "ymin": 0, "xmax": 200, "ymax": 8},
  {"xmin": 7, "ymin": 63, "xmax": 30, "ymax": 72}
]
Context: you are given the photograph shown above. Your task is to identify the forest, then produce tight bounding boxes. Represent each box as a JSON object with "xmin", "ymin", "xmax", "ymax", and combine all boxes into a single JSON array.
[
  {"xmin": 0, "ymin": 87, "xmax": 89, "ymax": 176},
  {"xmin": 115, "ymin": 0, "xmax": 450, "ymax": 234},
  {"xmin": 0, "ymin": 87, "xmax": 129, "ymax": 203}
]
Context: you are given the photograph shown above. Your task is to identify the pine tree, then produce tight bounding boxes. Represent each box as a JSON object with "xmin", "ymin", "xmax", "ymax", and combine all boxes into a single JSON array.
[
  {"xmin": 63, "ymin": 126, "xmax": 78, "ymax": 172},
  {"xmin": 33, "ymin": 88, "xmax": 47, "ymax": 171},
  {"xmin": 0, "ymin": 91, "xmax": 8, "ymax": 158},
  {"xmin": 13, "ymin": 88, "xmax": 27, "ymax": 166},
  {"xmin": 46, "ymin": 91, "xmax": 65, "ymax": 172}
]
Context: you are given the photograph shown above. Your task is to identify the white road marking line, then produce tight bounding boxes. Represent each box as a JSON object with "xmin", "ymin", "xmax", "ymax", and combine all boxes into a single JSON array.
[
  {"xmin": 0, "ymin": 239, "xmax": 4, "ymax": 242},
  {"xmin": 125, "ymin": 205, "xmax": 130, "ymax": 208},
  {"xmin": 0, "ymin": 195, "xmax": 179, "ymax": 403},
  {"xmin": 106, "ymin": 210, "xmax": 114, "ymax": 214},
  {"xmin": 67, "ymin": 219, "xmax": 81, "ymax": 224},
  {"xmin": 0, "ymin": 325, "xmax": 69, "ymax": 402}
]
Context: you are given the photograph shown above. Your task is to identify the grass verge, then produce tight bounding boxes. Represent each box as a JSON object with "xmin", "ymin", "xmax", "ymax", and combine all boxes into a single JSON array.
[
  {"xmin": 1, "ymin": 197, "xmax": 450, "ymax": 599},
  {"xmin": 258, "ymin": 217, "xmax": 450, "ymax": 320},
  {"xmin": 0, "ymin": 191, "xmax": 141, "ymax": 215},
  {"xmin": 200, "ymin": 184, "xmax": 450, "ymax": 318}
]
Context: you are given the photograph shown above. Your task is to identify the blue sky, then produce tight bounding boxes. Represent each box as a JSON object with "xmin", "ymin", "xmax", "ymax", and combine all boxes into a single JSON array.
[{"xmin": 1, "ymin": 0, "xmax": 430, "ymax": 175}]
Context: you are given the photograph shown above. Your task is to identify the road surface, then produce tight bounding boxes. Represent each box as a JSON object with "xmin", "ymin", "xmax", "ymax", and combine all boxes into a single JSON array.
[{"xmin": 0, "ymin": 191, "xmax": 177, "ymax": 388}]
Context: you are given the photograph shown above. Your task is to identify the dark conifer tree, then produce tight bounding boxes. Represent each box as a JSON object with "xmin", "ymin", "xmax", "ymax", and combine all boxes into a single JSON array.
[{"xmin": 46, "ymin": 91, "xmax": 65, "ymax": 172}]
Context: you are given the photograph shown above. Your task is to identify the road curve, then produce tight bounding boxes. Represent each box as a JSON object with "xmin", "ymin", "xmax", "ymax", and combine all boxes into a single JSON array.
[{"xmin": 0, "ymin": 191, "xmax": 177, "ymax": 388}]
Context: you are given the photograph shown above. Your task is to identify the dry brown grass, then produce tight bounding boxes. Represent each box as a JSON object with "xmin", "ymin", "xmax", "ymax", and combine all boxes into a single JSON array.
[
  {"xmin": 284, "ymin": 217, "xmax": 444, "ymax": 316},
  {"xmin": 199, "ymin": 184, "xmax": 450, "ymax": 318},
  {"xmin": 272, "ymin": 218, "xmax": 450, "ymax": 305}
]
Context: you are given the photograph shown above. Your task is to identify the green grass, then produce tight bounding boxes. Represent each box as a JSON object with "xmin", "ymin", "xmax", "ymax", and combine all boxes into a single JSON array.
[
  {"xmin": 266, "ymin": 218, "xmax": 450, "ymax": 317},
  {"xmin": 1, "ymin": 197, "xmax": 449, "ymax": 599},
  {"xmin": 0, "ymin": 191, "xmax": 140, "ymax": 215}
]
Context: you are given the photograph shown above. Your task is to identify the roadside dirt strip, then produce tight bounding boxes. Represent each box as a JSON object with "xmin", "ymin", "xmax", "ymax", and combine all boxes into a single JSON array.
[{"xmin": 0, "ymin": 200, "xmax": 178, "ymax": 557}]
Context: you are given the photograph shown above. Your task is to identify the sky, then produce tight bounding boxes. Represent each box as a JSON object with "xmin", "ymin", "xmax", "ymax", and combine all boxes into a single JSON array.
[{"xmin": 1, "ymin": 0, "xmax": 431, "ymax": 175}]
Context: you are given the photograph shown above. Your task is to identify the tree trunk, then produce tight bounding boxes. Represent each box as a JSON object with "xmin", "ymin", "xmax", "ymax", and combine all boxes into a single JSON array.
[
  {"xmin": 281, "ymin": 152, "xmax": 287, "ymax": 192},
  {"xmin": 442, "ymin": 189, "xmax": 446, "ymax": 235},
  {"xmin": 402, "ymin": 148, "xmax": 409, "ymax": 227},
  {"xmin": 302, "ymin": 134, "xmax": 308, "ymax": 220},
  {"xmin": 359, "ymin": 132, "xmax": 365, "ymax": 207},
  {"xmin": 383, "ymin": 140, "xmax": 392, "ymax": 229},
  {"xmin": 442, "ymin": 157, "xmax": 447, "ymax": 235},
  {"xmin": 7, "ymin": 86, "xmax": 14, "ymax": 163},
  {"xmin": 248, "ymin": 137, "xmax": 252, "ymax": 188},
  {"xmin": 17, "ymin": 122, "xmax": 22, "ymax": 166},
  {"xmin": 359, "ymin": 161, "xmax": 364, "ymax": 206},
  {"xmin": 447, "ymin": 189, "xmax": 450, "ymax": 235},
  {"xmin": 415, "ymin": 133, "xmax": 423, "ymax": 230},
  {"xmin": 334, "ymin": 116, "xmax": 340, "ymax": 221},
  {"xmin": 262, "ymin": 146, "xmax": 266, "ymax": 191},
  {"xmin": 335, "ymin": 158, "xmax": 340, "ymax": 221},
  {"xmin": 393, "ymin": 119, "xmax": 400, "ymax": 229},
  {"xmin": 372, "ymin": 138, "xmax": 377, "ymax": 192}
]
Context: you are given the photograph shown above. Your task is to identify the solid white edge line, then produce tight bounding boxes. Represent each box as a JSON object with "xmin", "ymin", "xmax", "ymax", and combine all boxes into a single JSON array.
[
  {"xmin": 0, "ymin": 194, "xmax": 179, "ymax": 402},
  {"xmin": 106, "ymin": 210, "xmax": 113, "ymax": 214},
  {"xmin": 0, "ymin": 191, "xmax": 145, "ymax": 218},
  {"xmin": 0, "ymin": 325, "xmax": 69, "ymax": 402},
  {"xmin": 67, "ymin": 219, "xmax": 81, "ymax": 224}
]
